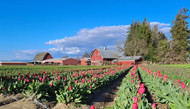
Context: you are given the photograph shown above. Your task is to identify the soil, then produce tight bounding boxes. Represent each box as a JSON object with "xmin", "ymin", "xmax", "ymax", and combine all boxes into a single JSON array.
[{"xmin": 87, "ymin": 68, "xmax": 130, "ymax": 109}]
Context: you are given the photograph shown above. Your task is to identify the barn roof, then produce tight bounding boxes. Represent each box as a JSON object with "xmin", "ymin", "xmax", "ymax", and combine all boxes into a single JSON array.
[
  {"xmin": 113, "ymin": 56, "xmax": 142, "ymax": 62},
  {"xmin": 42, "ymin": 58, "xmax": 68, "ymax": 62},
  {"xmin": 33, "ymin": 52, "xmax": 51, "ymax": 61},
  {"xmin": 98, "ymin": 49, "xmax": 119, "ymax": 59}
]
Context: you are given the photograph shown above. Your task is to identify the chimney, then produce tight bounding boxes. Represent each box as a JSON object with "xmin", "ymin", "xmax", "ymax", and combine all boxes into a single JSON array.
[{"xmin": 104, "ymin": 47, "xmax": 107, "ymax": 50}]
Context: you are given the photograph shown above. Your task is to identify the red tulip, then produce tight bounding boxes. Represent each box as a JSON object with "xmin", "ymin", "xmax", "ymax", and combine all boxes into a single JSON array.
[
  {"xmin": 132, "ymin": 103, "xmax": 138, "ymax": 109},
  {"xmin": 2, "ymin": 87, "xmax": 5, "ymax": 90},
  {"xmin": 18, "ymin": 78, "xmax": 21, "ymax": 81},
  {"xmin": 91, "ymin": 105, "xmax": 95, "ymax": 109},
  {"xmin": 137, "ymin": 78, "xmax": 139, "ymax": 81}
]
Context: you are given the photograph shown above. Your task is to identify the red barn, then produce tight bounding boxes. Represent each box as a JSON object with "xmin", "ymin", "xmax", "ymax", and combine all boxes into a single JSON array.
[
  {"xmin": 112, "ymin": 56, "xmax": 143, "ymax": 67},
  {"xmin": 91, "ymin": 48, "xmax": 119, "ymax": 65},
  {"xmin": 33, "ymin": 52, "xmax": 53, "ymax": 64},
  {"xmin": 81, "ymin": 58, "xmax": 91, "ymax": 65},
  {"xmin": 41, "ymin": 58, "xmax": 80, "ymax": 65}
]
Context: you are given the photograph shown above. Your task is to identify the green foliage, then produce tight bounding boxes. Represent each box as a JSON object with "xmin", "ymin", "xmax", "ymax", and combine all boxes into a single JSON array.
[
  {"xmin": 139, "ymin": 66, "xmax": 190, "ymax": 109},
  {"xmin": 170, "ymin": 7, "xmax": 190, "ymax": 62},
  {"xmin": 124, "ymin": 18, "xmax": 167, "ymax": 62},
  {"xmin": 124, "ymin": 8, "xmax": 189, "ymax": 63}
]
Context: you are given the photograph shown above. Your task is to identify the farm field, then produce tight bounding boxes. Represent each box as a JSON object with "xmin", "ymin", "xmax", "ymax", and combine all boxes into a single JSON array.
[
  {"xmin": 144, "ymin": 65, "xmax": 190, "ymax": 85},
  {"xmin": 0, "ymin": 65, "xmax": 190, "ymax": 109},
  {"xmin": 0, "ymin": 65, "xmax": 118, "ymax": 76},
  {"xmin": 161, "ymin": 64, "xmax": 190, "ymax": 68},
  {"xmin": 0, "ymin": 65, "xmax": 130, "ymax": 109}
]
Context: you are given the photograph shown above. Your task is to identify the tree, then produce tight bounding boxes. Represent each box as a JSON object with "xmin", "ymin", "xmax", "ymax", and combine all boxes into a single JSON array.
[
  {"xmin": 170, "ymin": 8, "xmax": 190, "ymax": 63},
  {"xmin": 82, "ymin": 52, "xmax": 90, "ymax": 58},
  {"xmin": 62, "ymin": 56, "xmax": 69, "ymax": 58}
]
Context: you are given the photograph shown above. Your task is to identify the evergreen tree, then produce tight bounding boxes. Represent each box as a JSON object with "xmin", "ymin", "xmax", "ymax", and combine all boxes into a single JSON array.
[{"xmin": 170, "ymin": 8, "xmax": 189, "ymax": 63}]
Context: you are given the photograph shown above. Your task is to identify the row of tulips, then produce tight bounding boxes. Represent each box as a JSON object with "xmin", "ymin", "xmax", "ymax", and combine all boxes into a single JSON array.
[
  {"xmin": 144, "ymin": 65, "xmax": 190, "ymax": 85},
  {"xmin": 113, "ymin": 66, "xmax": 155, "ymax": 109},
  {"xmin": 139, "ymin": 65, "xmax": 190, "ymax": 109},
  {"xmin": 0, "ymin": 66, "xmax": 129, "ymax": 105}
]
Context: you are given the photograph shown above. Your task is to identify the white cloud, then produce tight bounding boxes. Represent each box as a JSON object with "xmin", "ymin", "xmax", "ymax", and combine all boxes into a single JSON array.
[
  {"xmin": 150, "ymin": 22, "xmax": 171, "ymax": 36},
  {"xmin": 14, "ymin": 22, "xmax": 171, "ymax": 60}
]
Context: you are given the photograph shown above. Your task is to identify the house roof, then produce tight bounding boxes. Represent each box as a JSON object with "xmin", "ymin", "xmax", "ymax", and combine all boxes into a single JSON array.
[
  {"xmin": 33, "ymin": 52, "xmax": 51, "ymax": 61},
  {"xmin": 113, "ymin": 56, "xmax": 142, "ymax": 61},
  {"xmin": 98, "ymin": 49, "xmax": 119, "ymax": 59}
]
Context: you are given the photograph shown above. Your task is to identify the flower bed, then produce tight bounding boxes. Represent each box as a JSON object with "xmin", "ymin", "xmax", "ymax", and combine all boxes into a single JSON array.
[
  {"xmin": 113, "ymin": 65, "xmax": 190, "ymax": 109},
  {"xmin": 0, "ymin": 66, "xmax": 130, "ymax": 106}
]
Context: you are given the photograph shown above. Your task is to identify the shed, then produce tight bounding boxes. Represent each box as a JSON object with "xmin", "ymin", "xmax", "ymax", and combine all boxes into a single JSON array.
[
  {"xmin": 41, "ymin": 58, "xmax": 80, "ymax": 65},
  {"xmin": 81, "ymin": 58, "xmax": 91, "ymax": 66},
  {"xmin": 112, "ymin": 56, "xmax": 143, "ymax": 66}
]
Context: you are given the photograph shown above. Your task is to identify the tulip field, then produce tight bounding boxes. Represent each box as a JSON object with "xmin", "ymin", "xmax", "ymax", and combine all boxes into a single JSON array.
[
  {"xmin": 0, "ymin": 65, "xmax": 130, "ymax": 109},
  {"xmin": 0, "ymin": 65, "xmax": 190, "ymax": 109},
  {"xmin": 113, "ymin": 65, "xmax": 190, "ymax": 109}
]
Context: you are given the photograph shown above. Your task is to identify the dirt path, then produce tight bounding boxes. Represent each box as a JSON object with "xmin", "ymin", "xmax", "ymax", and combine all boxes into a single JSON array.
[{"xmin": 86, "ymin": 68, "xmax": 131, "ymax": 109}]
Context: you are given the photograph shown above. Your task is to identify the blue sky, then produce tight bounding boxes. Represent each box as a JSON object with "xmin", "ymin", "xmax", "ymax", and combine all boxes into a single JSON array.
[{"xmin": 0, "ymin": 0, "xmax": 189, "ymax": 60}]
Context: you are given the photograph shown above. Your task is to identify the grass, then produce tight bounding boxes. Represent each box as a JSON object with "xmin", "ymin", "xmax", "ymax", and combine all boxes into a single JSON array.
[{"xmin": 161, "ymin": 64, "xmax": 190, "ymax": 68}]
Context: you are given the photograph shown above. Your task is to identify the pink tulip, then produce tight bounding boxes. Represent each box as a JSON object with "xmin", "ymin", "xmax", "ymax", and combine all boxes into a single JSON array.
[
  {"xmin": 131, "ymin": 80, "xmax": 134, "ymax": 83},
  {"xmin": 133, "ymin": 97, "xmax": 138, "ymax": 103},
  {"xmin": 2, "ymin": 87, "xmax": 5, "ymax": 90},
  {"xmin": 138, "ymin": 87, "xmax": 145, "ymax": 94},
  {"xmin": 91, "ymin": 105, "xmax": 95, "ymax": 109},
  {"xmin": 177, "ymin": 79, "xmax": 180, "ymax": 83},
  {"xmin": 75, "ymin": 80, "xmax": 78, "ymax": 84},
  {"xmin": 39, "ymin": 77, "xmax": 42, "ymax": 81},
  {"xmin": 132, "ymin": 103, "xmax": 138, "ymax": 109},
  {"xmin": 68, "ymin": 86, "xmax": 72, "ymax": 90},
  {"xmin": 18, "ymin": 78, "xmax": 21, "ymax": 81},
  {"xmin": 152, "ymin": 103, "xmax": 156, "ymax": 108},
  {"xmin": 164, "ymin": 75, "xmax": 168, "ymax": 78},
  {"xmin": 50, "ymin": 83, "xmax": 53, "ymax": 87},
  {"xmin": 181, "ymin": 82, "xmax": 185, "ymax": 89},
  {"xmin": 140, "ymin": 83, "xmax": 145, "ymax": 88}
]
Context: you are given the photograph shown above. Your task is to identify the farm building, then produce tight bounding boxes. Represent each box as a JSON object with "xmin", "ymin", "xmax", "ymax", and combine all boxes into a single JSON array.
[
  {"xmin": 112, "ymin": 56, "xmax": 143, "ymax": 66},
  {"xmin": 41, "ymin": 58, "xmax": 80, "ymax": 65},
  {"xmin": 33, "ymin": 52, "xmax": 53, "ymax": 64},
  {"xmin": 81, "ymin": 58, "xmax": 91, "ymax": 65},
  {"xmin": 91, "ymin": 48, "xmax": 119, "ymax": 65},
  {"xmin": 0, "ymin": 61, "xmax": 27, "ymax": 66}
]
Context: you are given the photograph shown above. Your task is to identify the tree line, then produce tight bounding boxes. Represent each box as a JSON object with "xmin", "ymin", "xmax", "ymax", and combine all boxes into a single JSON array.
[{"xmin": 124, "ymin": 8, "xmax": 190, "ymax": 64}]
